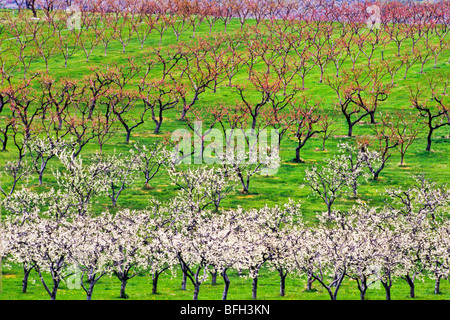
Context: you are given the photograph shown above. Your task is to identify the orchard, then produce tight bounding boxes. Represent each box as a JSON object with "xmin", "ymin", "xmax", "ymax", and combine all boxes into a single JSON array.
[{"xmin": 0, "ymin": 0, "xmax": 449, "ymax": 301}]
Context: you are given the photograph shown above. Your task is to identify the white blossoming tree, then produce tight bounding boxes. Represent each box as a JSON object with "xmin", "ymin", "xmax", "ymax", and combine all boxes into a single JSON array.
[
  {"xmin": 0, "ymin": 158, "xmax": 33, "ymax": 197},
  {"xmin": 266, "ymin": 200, "xmax": 304, "ymax": 297},
  {"xmin": 1, "ymin": 188, "xmax": 48, "ymax": 293},
  {"xmin": 219, "ymin": 147, "xmax": 280, "ymax": 194},
  {"xmin": 293, "ymin": 209, "xmax": 356, "ymax": 300},
  {"xmin": 91, "ymin": 151, "xmax": 141, "ymax": 207},
  {"xmin": 54, "ymin": 150, "xmax": 111, "ymax": 215},
  {"xmin": 29, "ymin": 216, "xmax": 75, "ymax": 300},
  {"xmin": 374, "ymin": 211, "xmax": 405, "ymax": 300},
  {"xmin": 234, "ymin": 201, "xmax": 298, "ymax": 300},
  {"xmin": 2, "ymin": 207, "xmax": 39, "ymax": 294},
  {"xmin": 69, "ymin": 214, "xmax": 116, "ymax": 300},
  {"xmin": 424, "ymin": 220, "xmax": 450, "ymax": 295},
  {"xmin": 304, "ymin": 142, "xmax": 374, "ymax": 214},
  {"xmin": 25, "ymin": 136, "xmax": 69, "ymax": 185},
  {"xmin": 130, "ymin": 143, "xmax": 170, "ymax": 190},
  {"xmin": 158, "ymin": 217, "xmax": 209, "ymax": 300},
  {"xmin": 167, "ymin": 164, "xmax": 238, "ymax": 212},
  {"xmin": 385, "ymin": 175, "xmax": 450, "ymax": 298},
  {"xmin": 105, "ymin": 209, "xmax": 150, "ymax": 299},
  {"xmin": 342, "ymin": 202, "xmax": 386, "ymax": 300}
]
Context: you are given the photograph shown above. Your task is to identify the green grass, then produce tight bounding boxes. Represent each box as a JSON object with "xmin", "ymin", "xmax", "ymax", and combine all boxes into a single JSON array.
[
  {"xmin": 3, "ymin": 264, "xmax": 450, "ymax": 301},
  {"xmin": 0, "ymin": 10, "xmax": 449, "ymax": 300}
]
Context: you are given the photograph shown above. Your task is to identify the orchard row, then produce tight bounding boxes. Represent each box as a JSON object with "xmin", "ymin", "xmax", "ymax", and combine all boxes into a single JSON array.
[
  {"xmin": 2, "ymin": 147, "xmax": 449, "ymax": 300},
  {"xmin": 0, "ymin": 24, "xmax": 448, "ymax": 195}
]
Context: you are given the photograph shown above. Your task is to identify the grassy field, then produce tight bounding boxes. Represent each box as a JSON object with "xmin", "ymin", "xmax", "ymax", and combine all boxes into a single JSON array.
[
  {"xmin": 4, "ymin": 263, "xmax": 450, "ymax": 300},
  {"xmin": 0, "ymin": 9, "xmax": 449, "ymax": 300}
]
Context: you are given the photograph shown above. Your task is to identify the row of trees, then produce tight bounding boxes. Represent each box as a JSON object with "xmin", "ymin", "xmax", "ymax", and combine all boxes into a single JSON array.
[
  {"xmin": 1, "ymin": 1, "xmax": 448, "ymax": 180},
  {"xmin": 2, "ymin": 156, "xmax": 450, "ymax": 300},
  {"xmin": 8, "ymin": 0, "xmax": 450, "ymax": 31},
  {"xmin": 1, "ymin": 0, "xmax": 449, "ymax": 79},
  {"xmin": 0, "ymin": 131, "xmax": 396, "ymax": 210},
  {"xmin": 0, "ymin": 59, "xmax": 447, "ymax": 195},
  {"xmin": 0, "ymin": 0, "xmax": 448, "ymax": 303},
  {"xmin": 0, "ymin": 76, "xmax": 437, "ymax": 201}
]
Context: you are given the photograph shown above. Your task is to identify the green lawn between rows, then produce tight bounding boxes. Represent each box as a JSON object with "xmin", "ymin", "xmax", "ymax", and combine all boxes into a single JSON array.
[{"xmin": 2, "ymin": 264, "xmax": 450, "ymax": 300}]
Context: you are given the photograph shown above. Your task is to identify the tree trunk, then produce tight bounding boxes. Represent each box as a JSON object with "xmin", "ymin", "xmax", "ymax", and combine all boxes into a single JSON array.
[
  {"xmin": 1, "ymin": 135, "xmax": 7, "ymax": 151},
  {"xmin": 385, "ymin": 287, "xmax": 391, "ymax": 300},
  {"xmin": 193, "ymin": 284, "xmax": 200, "ymax": 300},
  {"xmin": 252, "ymin": 277, "xmax": 258, "ymax": 300},
  {"xmin": 294, "ymin": 145, "xmax": 302, "ymax": 163},
  {"xmin": 180, "ymin": 107, "xmax": 188, "ymax": 121},
  {"xmin": 86, "ymin": 282, "xmax": 95, "ymax": 300},
  {"xmin": 372, "ymin": 162, "xmax": 385, "ymax": 180},
  {"xmin": 322, "ymin": 137, "xmax": 327, "ymax": 151},
  {"xmin": 222, "ymin": 269, "xmax": 230, "ymax": 300},
  {"xmin": 251, "ymin": 115, "xmax": 257, "ymax": 131},
  {"xmin": 434, "ymin": 276, "xmax": 441, "ymax": 294},
  {"xmin": 426, "ymin": 129, "xmax": 433, "ymax": 152},
  {"xmin": 238, "ymin": 173, "xmax": 249, "ymax": 194},
  {"xmin": 31, "ymin": 6, "xmax": 37, "ymax": 17},
  {"xmin": 369, "ymin": 112, "xmax": 376, "ymax": 124},
  {"xmin": 324, "ymin": 286, "xmax": 338, "ymax": 300},
  {"xmin": 22, "ymin": 267, "xmax": 32, "ymax": 294},
  {"xmin": 404, "ymin": 274, "xmax": 415, "ymax": 298},
  {"xmin": 280, "ymin": 274, "xmax": 287, "ymax": 297},
  {"xmin": 39, "ymin": 172, "xmax": 44, "ymax": 185},
  {"xmin": 152, "ymin": 272, "xmax": 159, "ymax": 294},
  {"xmin": 357, "ymin": 277, "xmax": 368, "ymax": 301},
  {"xmin": 348, "ymin": 124, "xmax": 353, "ymax": 137},
  {"xmin": 211, "ymin": 271, "xmax": 217, "ymax": 286},
  {"xmin": 326, "ymin": 202, "xmax": 333, "ymax": 215},
  {"xmin": 400, "ymin": 153, "xmax": 405, "ymax": 166},
  {"xmin": 50, "ymin": 290, "xmax": 57, "ymax": 300},
  {"xmin": 381, "ymin": 279, "xmax": 392, "ymax": 300},
  {"xmin": 120, "ymin": 278, "xmax": 128, "ymax": 299},
  {"xmin": 50, "ymin": 280, "xmax": 60, "ymax": 301},
  {"xmin": 181, "ymin": 272, "xmax": 187, "ymax": 290},
  {"xmin": 360, "ymin": 290, "xmax": 366, "ymax": 301},
  {"xmin": 154, "ymin": 120, "xmax": 162, "ymax": 134},
  {"xmin": 88, "ymin": 100, "xmax": 96, "ymax": 119},
  {"xmin": 111, "ymin": 196, "xmax": 118, "ymax": 207},
  {"xmin": 410, "ymin": 284, "xmax": 415, "ymax": 298},
  {"xmin": 306, "ymin": 272, "xmax": 315, "ymax": 291}
]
